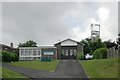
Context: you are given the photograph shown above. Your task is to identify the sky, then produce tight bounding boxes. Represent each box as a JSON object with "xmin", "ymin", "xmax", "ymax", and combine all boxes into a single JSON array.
[{"xmin": 1, "ymin": 1, "xmax": 119, "ymax": 47}]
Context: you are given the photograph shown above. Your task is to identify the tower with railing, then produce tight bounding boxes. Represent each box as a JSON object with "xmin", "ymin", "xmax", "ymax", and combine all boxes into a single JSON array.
[{"xmin": 91, "ymin": 24, "xmax": 100, "ymax": 41}]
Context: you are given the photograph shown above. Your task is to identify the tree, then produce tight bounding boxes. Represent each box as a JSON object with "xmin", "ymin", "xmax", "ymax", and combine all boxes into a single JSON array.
[
  {"xmin": 80, "ymin": 38, "xmax": 106, "ymax": 55},
  {"xmin": 18, "ymin": 40, "xmax": 37, "ymax": 47},
  {"xmin": 80, "ymin": 38, "xmax": 91, "ymax": 55},
  {"xmin": 90, "ymin": 38, "xmax": 106, "ymax": 53},
  {"xmin": 104, "ymin": 40, "xmax": 117, "ymax": 49},
  {"xmin": 117, "ymin": 33, "xmax": 120, "ymax": 45}
]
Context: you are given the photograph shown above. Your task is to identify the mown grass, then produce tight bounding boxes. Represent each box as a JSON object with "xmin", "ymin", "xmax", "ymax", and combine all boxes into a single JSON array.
[
  {"xmin": 0, "ymin": 66, "xmax": 2, "ymax": 78},
  {"xmin": 80, "ymin": 58, "xmax": 119, "ymax": 78},
  {"xmin": 1, "ymin": 67, "xmax": 29, "ymax": 80},
  {"xmin": 10, "ymin": 60, "xmax": 59, "ymax": 72}
]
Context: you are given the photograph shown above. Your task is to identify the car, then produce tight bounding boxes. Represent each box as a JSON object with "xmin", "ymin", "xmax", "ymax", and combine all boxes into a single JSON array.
[{"xmin": 85, "ymin": 54, "xmax": 93, "ymax": 59}]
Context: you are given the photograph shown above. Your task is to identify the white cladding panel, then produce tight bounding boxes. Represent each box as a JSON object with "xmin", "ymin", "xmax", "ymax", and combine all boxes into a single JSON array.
[{"xmin": 61, "ymin": 40, "xmax": 77, "ymax": 46}]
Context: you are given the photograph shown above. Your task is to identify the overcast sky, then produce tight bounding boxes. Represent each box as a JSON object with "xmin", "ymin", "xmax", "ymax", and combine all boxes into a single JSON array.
[{"xmin": 1, "ymin": 2, "xmax": 118, "ymax": 47}]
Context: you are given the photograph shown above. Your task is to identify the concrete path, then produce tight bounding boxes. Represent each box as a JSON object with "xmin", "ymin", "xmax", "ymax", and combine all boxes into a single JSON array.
[
  {"xmin": 3, "ymin": 60, "xmax": 88, "ymax": 79},
  {"xmin": 49, "ymin": 60, "xmax": 88, "ymax": 78}
]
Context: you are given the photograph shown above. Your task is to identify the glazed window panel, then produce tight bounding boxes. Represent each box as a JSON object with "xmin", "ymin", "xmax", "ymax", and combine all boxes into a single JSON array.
[
  {"xmin": 33, "ymin": 49, "xmax": 36, "ymax": 56},
  {"xmin": 44, "ymin": 50, "xmax": 54, "ymax": 55},
  {"xmin": 20, "ymin": 49, "xmax": 24, "ymax": 56},
  {"xmin": 24, "ymin": 49, "xmax": 28, "ymax": 56},
  {"xmin": 70, "ymin": 49, "xmax": 73, "ymax": 56},
  {"xmin": 65, "ymin": 49, "xmax": 68, "ymax": 56},
  {"xmin": 74, "ymin": 49, "xmax": 77, "ymax": 55},
  {"xmin": 38, "ymin": 50, "xmax": 41, "ymax": 55},
  {"xmin": 28, "ymin": 49, "xmax": 32, "ymax": 55},
  {"xmin": 62, "ymin": 50, "xmax": 64, "ymax": 55}
]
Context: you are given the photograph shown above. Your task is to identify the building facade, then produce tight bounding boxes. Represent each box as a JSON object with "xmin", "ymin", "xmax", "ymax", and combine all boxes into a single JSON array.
[
  {"xmin": 0, "ymin": 43, "xmax": 17, "ymax": 53},
  {"xmin": 19, "ymin": 39, "xmax": 84, "ymax": 60},
  {"xmin": 19, "ymin": 46, "xmax": 57, "ymax": 60},
  {"xmin": 54, "ymin": 39, "xmax": 84, "ymax": 59}
]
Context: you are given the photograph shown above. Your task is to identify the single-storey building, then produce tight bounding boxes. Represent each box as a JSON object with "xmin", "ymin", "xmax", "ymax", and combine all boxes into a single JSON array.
[
  {"xmin": 19, "ymin": 38, "xmax": 84, "ymax": 60},
  {"xmin": 54, "ymin": 38, "xmax": 84, "ymax": 59},
  {"xmin": 0, "ymin": 43, "xmax": 17, "ymax": 53},
  {"xmin": 19, "ymin": 46, "xmax": 57, "ymax": 60}
]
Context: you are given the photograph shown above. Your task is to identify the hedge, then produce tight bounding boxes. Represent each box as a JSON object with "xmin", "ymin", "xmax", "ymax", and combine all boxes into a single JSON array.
[
  {"xmin": 77, "ymin": 52, "xmax": 84, "ymax": 60},
  {"xmin": 0, "ymin": 50, "xmax": 19, "ymax": 62},
  {"xmin": 93, "ymin": 48, "xmax": 107, "ymax": 59}
]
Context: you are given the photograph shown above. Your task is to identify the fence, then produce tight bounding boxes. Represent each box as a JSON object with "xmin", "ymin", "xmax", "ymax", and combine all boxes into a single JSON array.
[{"xmin": 107, "ymin": 47, "xmax": 120, "ymax": 58}]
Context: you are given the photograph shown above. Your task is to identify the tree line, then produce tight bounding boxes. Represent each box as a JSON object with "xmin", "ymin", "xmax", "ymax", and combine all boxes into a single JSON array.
[
  {"xmin": 1, "ymin": 33, "xmax": 119, "ymax": 62},
  {"xmin": 80, "ymin": 36, "xmax": 119, "ymax": 59}
]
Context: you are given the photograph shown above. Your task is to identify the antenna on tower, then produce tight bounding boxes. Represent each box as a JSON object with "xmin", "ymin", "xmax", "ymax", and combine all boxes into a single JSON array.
[{"xmin": 91, "ymin": 24, "xmax": 100, "ymax": 41}]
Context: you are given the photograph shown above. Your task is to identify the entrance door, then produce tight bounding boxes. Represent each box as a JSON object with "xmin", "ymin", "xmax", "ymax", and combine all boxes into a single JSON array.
[{"xmin": 61, "ymin": 49, "xmax": 76, "ymax": 59}]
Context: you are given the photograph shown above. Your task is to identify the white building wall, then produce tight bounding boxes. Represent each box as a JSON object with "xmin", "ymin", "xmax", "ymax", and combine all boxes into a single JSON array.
[
  {"xmin": 61, "ymin": 40, "xmax": 77, "ymax": 46},
  {"xmin": 19, "ymin": 47, "xmax": 41, "ymax": 60}
]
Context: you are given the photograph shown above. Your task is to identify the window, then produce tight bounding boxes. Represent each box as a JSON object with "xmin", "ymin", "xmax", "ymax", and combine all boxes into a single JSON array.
[
  {"xmin": 22, "ymin": 57, "xmax": 24, "ymax": 60},
  {"xmin": 74, "ymin": 49, "xmax": 76, "ymax": 55},
  {"xmin": 33, "ymin": 49, "xmax": 36, "ymax": 56},
  {"xmin": 70, "ymin": 49, "xmax": 73, "ymax": 56},
  {"xmin": 28, "ymin": 49, "xmax": 32, "ymax": 56},
  {"xmin": 44, "ymin": 50, "xmax": 54, "ymax": 55},
  {"xmin": 65, "ymin": 50, "xmax": 68, "ymax": 56},
  {"xmin": 24, "ymin": 49, "xmax": 28, "ymax": 56},
  {"xmin": 20, "ymin": 49, "xmax": 24, "ymax": 56},
  {"xmin": 37, "ymin": 57, "xmax": 40, "ymax": 60},
  {"xmin": 5, "ymin": 48, "xmax": 8, "ymax": 50},
  {"xmin": 38, "ymin": 50, "xmax": 41, "ymax": 55},
  {"xmin": 62, "ymin": 50, "xmax": 64, "ymax": 55}
]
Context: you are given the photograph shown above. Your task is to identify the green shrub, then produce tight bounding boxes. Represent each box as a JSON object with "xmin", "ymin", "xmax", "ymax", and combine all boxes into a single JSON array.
[
  {"xmin": 14, "ymin": 53, "xmax": 19, "ymax": 61},
  {"xmin": 2, "ymin": 51, "xmax": 11, "ymax": 62},
  {"xmin": 77, "ymin": 52, "xmax": 84, "ymax": 60},
  {"xmin": 2, "ymin": 50, "xmax": 19, "ymax": 62},
  {"xmin": 0, "ymin": 50, "xmax": 2, "ymax": 62},
  {"xmin": 93, "ymin": 48, "xmax": 107, "ymax": 59}
]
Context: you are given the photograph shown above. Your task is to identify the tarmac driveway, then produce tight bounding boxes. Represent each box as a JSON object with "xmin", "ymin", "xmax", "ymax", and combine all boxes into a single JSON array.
[{"xmin": 3, "ymin": 60, "xmax": 88, "ymax": 79}]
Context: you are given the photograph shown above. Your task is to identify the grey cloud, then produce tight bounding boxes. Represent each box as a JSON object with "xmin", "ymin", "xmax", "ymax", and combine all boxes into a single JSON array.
[
  {"xmin": 2, "ymin": 2, "xmax": 74, "ymax": 46},
  {"xmin": 118, "ymin": 2, "xmax": 120, "ymax": 33}
]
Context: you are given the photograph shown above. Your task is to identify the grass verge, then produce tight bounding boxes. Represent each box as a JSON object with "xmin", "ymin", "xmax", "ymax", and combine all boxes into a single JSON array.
[
  {"xmin": 10, "ymin": 60, "xmax": 59, "ymax": 72},
  {"xmin": 80, "ymin": 58, "xmax": 118, "ymax": 78},
  {"xmin": 2, "ymin": 67, "xmax": 29, "ymax": 80}
]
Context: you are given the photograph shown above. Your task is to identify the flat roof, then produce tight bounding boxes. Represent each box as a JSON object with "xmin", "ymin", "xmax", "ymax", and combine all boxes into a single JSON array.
[{"xmin": 19, "ymin": 46, "xmax": 56, "ymax": 49}]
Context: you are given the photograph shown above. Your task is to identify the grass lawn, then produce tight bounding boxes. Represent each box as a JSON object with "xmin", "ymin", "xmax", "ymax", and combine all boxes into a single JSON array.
[
  {"xmin": 1, "ymin": 67, "xmax": 29, "ymax": 80},
  {"xmin": 80, "ymin": 58, "xmax": 119, "ymax": 78},
  {"xmin": 0, "ymin": 67, "xmax": 2, "ymax": 78},
  {"xmin": 9, "ymin": 60, "xmax": 59, "ymax": 72}
]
